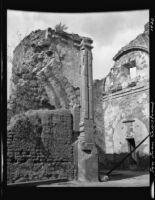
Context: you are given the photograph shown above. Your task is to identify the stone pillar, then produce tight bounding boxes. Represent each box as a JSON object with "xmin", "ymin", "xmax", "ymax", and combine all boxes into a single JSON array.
[
  {"xmin": 88, "ymin": 50, "xmax": 93, "ymax": 120},
  {"xmin": 80, "ymin": 45, "xmax": 89, "ymax": 121},
  {"xmin": 77, "ymin": 38, "xmax": 98, "ymax": 182}
]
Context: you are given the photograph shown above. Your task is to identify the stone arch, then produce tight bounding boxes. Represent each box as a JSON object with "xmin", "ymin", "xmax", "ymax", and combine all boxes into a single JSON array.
[
  {"xmin": 38, "ymin": 60, "xmax": 80, "ymax": 111},
  {"xmin": 113, "ymin": 46, "xmax": 149, "ymax": 61},
  {"xmin": 113, "ymin": 117, "xmax": 149, "ymax": 156}
]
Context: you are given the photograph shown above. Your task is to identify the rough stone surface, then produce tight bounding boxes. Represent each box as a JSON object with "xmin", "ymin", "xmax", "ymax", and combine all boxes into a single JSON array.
[
  {"xmin": 101, "ymin": 87, "xmax": 149, "ymax": 169},
  {"xmin": 77, "ymin": 140, "xmax": 98, "ymax": 182},
  {"xmin": 105, "ymin": 24, "xmax": 149, "ymax": 93},
  {"xmin": 7, "ymin": 109, "xmax": 74, "ymax": 184},
  {"xmin": 7, "ymin": 22, "xmax": 150, "ymax": 183},
  {"xmin": 7, "ymin": 28, "xmax": 90, "ymax": 123},
  {"xmin": 105, "ymin": 51, "xmax": 149, "ymax": 93},
  {"xmin": 77, "ymin": 39, "xmax": 98, "ymax": 182},
  {"xmin": 113, "ymin": 23, "xmax": 149, "ymax": 61},
  {"xmin": 93, "ymin": 79, "xmax": 106, "ymax": 151},
  {"xmin": 7, "ymin": 27, "xmax": 95, "ymax": 183},
  {"xmin": 93, "ymin": 23, "xmax": 149, "ymax": 170}
]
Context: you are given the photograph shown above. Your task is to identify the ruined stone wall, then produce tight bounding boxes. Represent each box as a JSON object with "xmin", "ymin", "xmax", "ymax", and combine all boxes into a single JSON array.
[
  {"xmin": 105, "ymin": 50, "xmax": 149, "ymax": 93},
  {"xmin": 7, "ymin": 28, "xmax": 94, "ymax": 183},
  {"xmin": 96, "ymin": 50, "xmax": 150, "ymax": 169},
  {"xmin": 101, "ymin": 85, "xmax": 149, "ymax": 169},
  {"xmin": 93, "ymin": 24, "xmax": 149, "ymax": 170},
  {"xmin": 7, "ymin": 109, "xmax": 74, "ymax": 184},
  {"xmin": 7, "ymin": 29, "xmax": 84, "ymax": 122}
]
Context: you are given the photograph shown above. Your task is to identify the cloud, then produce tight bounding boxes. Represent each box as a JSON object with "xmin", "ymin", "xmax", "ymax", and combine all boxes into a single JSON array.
[
  {"xmin": 81, "ymin": 10, "xmax": 149, "ymax": 46},
  {"xmin": 7, "ymin": 10, "xmax": 149, "ymax": 98},
  {"xmin": 7, "ymin": 10, "xmax": 149, "ymax": 50},
  {"xmin": 92, "ymin": 25, "xmax": 148, "ymax": 79}
]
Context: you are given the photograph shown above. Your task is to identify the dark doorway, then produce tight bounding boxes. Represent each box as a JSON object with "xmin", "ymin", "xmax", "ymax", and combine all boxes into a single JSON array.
[{"xmin": 126, "ymin": 138, "xmax": 137, "ymax": 169}]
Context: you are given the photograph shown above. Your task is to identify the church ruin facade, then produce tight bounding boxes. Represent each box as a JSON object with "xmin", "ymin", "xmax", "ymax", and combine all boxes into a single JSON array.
[
  {"xmin": 7, "ymin": 22, "xmax": 149, "ymax": 184},
  {"xmin": 94, "ymin": 22, "xmax": 149, "ymax": 170}
]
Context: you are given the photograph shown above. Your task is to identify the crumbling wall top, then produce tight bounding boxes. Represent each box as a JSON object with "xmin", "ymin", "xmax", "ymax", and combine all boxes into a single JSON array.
[
  {"xmin": 113, "ymin": 22, "xmax": 149, "ymax": 61},
  {"xmin": 13, "ymin": 27, "xmax": 93, "ymax": 54}
]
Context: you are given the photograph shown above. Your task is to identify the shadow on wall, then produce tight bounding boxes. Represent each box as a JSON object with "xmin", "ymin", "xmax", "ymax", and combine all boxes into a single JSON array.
[{"xmin": 98, "ymin": 151, "xmax": 149, "ymax": 171}]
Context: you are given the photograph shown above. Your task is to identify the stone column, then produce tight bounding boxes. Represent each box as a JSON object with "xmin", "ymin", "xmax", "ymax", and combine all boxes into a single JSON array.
[
  {"xmin": 77, "ymin": 38, "xmax": 98, "ymax": 182},
  {"xmin": 80, "ymin": 45, "xmax": 89, "ymax": 121},
  {"xmin": 88, "ymin": 50, "xmax": 93, "ymax": 120}
]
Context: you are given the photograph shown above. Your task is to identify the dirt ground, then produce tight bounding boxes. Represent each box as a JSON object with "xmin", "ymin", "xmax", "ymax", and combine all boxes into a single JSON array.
[{"xmin": 38, "ymin": 170, "xmax": 149, "ymax": 187}]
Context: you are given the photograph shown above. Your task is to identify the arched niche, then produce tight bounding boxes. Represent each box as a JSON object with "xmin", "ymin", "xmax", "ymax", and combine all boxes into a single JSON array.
[{"xmin": 113, "ymin": 118, "xmax": 149, "ymax": 156}]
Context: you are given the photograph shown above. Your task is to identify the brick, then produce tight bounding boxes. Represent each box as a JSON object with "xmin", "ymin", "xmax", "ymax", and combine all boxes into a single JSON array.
[{"xmin": 7, "ymin": 109, "xmax": 74, "ymax": 183}]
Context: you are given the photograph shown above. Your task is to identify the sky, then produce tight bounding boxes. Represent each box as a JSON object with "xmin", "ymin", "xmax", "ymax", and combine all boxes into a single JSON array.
[{"xmin": 7, "ymin": 10, "xmax": 149, "ymax": 98}]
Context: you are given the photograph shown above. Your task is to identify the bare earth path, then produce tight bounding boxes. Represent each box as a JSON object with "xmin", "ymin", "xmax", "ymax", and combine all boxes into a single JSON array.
[{"xmin": 38, "ymin": 170, "xmax": 149, "ymax": 187}]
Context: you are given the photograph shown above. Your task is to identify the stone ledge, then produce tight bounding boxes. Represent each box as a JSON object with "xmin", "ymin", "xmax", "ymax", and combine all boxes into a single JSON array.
[
  {"xmin": 113, "ymin": 46, "xmax": 149, "ymax": 61},
  {"xmin": 102, "ymin": 84, "xmax": 149, "ymax": 101}
]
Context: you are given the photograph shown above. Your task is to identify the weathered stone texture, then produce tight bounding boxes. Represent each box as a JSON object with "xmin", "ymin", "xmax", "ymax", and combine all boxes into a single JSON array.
[
  {"xmin": 93, "ymin": 23, "xmax": 149, "ymax": 170},
  {"xmin": 103, "ymin": 88, "xmax": 149, "ymax": 146},
  {"xmin": 105, "ymin": 25, "xmax": 149, "ymax": 93},
  {"xmin": 96, "ymin": 85, "xmax": 149, "ymax": 170},
  {"xmin": 76, "ymin": 38, "xmax": 98, "ymax": 182},
  {"xmin": 105, "ymin": 51, "xmax": 149, "ymax": 93},
  {"xmin": 7, "ymin": 109, "xmax": 74, "ymax": 184},
  {"xmin": 7, "ymin": 28, "xmax": 96, "ymax": 183},
  {"xmin": 7, "ymin": 22, "xmax": 150, "ymax": 182},
  {"xmin": 7, "ymin": 29, "xmax": 86, "ymax": 123},
  {"xmin": 93, "ymin": 79, "xmax": 106, "ymax": 151}
]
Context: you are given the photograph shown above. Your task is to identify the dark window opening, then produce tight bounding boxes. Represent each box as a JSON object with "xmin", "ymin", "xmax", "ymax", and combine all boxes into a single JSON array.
[
  {"xmin": 126, "ymin": 138, "xmax": 137, "ymax": 166},
  {"xmin": 122, "ymin": 60, "xmax": 137, "ymax": 80},
  {"xmin": 83, "ymin": 149, "xmax": 91, "ymax": 154}
]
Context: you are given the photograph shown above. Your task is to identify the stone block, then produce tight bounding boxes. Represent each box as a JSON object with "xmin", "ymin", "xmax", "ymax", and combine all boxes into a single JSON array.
[
  {"xmin": 76, "ymin": 140, "xmax": 98, "ymax": 182},
  {"xmin": 7, "ymin": 109, "xmax": 74, "ymax": 183}
]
